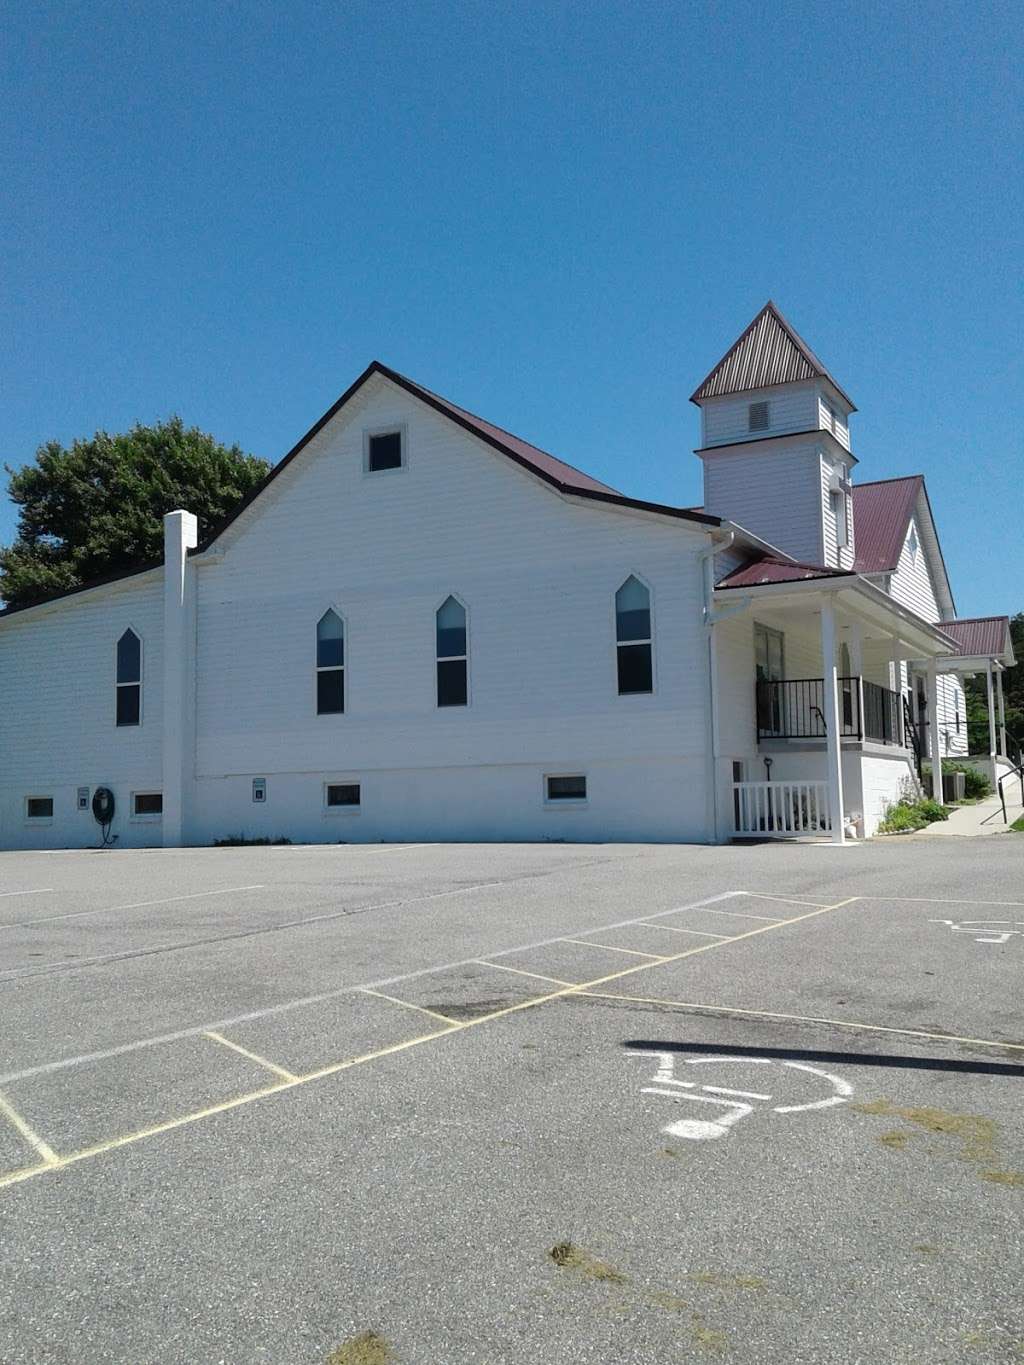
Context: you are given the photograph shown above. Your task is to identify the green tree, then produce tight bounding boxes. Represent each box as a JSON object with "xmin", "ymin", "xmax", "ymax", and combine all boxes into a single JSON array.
[{"xmin": 1, "ymin": 418, "xmax": 269, "ymax": 611}]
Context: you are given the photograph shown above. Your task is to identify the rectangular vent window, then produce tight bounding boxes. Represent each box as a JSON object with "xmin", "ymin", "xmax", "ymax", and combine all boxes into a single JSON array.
[
  {"xmin": 546, "ymin": 775, "xmax": 587, "ymax": 802},
  {"xmin": 326, "ymin": 783, "xmax": 361, "ymax": 808},
  {"xmin": 748, "ymin": 401, "xmax": 770, "ymax": 431},
  {"xmin": 133, "ymin": 792, "xmax": 163, "ymax": 816},
  {"xmin": 26, "ymin": 797, "xmax": 54, "ymax": 819}
]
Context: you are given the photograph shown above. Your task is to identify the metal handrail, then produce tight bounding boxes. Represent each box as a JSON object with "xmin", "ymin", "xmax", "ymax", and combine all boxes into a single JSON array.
[
  {"xmin": 756, "ymin": 677, "xmax": 903, "ymax": 745},
  {"xmin": 997, "ymin": 758, "xmax": 1024, "ymax": 825}
]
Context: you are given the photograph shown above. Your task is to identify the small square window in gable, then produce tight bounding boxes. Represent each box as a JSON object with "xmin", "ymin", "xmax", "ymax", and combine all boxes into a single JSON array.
[{"xmin": 367, "ymin": 430, "xmax": 403, "ymax": 472}]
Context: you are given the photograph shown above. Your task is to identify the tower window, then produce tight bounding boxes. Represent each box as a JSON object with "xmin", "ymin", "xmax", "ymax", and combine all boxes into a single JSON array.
[
  {"xmin": 831, "ymin": 489, "xmax": 849, "ymax": 550},
  {"xmin": 748, "ymin": 401, "xmax": 770, "ymax": 431}
]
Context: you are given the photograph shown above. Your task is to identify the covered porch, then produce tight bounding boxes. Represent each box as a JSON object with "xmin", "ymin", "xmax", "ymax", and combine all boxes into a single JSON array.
[
  {"xmin": 929, "ymin": 616, "xmax": 1019, "ymax": 788},
  {"xmin": 712, "ymin": 573, "xmax": 956, "ymax": 844}
]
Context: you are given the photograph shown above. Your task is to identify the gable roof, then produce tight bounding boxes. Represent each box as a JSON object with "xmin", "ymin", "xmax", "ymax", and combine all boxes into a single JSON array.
[
  {"xmin": 851, "ymin": 476, "xmax": 923, "ymax": 574},
  {"xmin": 716, "ymin": 554, "xmax": 848, "ymax": 589},
  {"xmin": 201, "ymin": 361, "xmax": 719, "ymax": 552},
  {"xmin": 938, "ymin": 616, "xmax": 1015, "ymax": 663},
  {"xmin": 0, "ymin": 362, "xmax": 721, "ymax": 620},
  {"xmin": 690, "ymin": 301, "xmax": 856, "ymax": 409}
]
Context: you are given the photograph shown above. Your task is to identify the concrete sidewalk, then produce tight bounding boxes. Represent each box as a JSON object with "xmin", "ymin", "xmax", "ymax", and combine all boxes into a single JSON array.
[{"xmin": 921, "ymin": 788, "xmax": 1023, "ymax": 836}]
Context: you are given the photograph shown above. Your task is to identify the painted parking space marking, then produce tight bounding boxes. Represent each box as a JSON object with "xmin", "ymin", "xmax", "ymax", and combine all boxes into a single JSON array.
[
  {"xmin": 696, "ymin": 909, "xmax": 787, "ymax": 923},
  {"xmin": 0, "ymin": 891, "xmax": 863, "ymax": 1192},
  {"xmin": 579, "ymin": 990, "xmax": 1024, "ymax": 1052},
  {"xmin": 0, "ymin": 885, "xmax": 267, "ymax": 931},
  {"xmin": 0, "ymin": 890, "xmax": 742, "ymax": 1088},
  {"xmin": 735, "ymin": 892, "xmax": 834, "ymax": 908},
  {"xmin": 630, "ymin": 1050, "xmax": 853, "ymax": 1141},
  {"xmin": 562, "ymin": 939, "xmax": 668, "ymax": 959},
  {"xmin": 473, "ymin": 959, "xmax": 575, "ymax": 986},
  {"xmin": 0, "ymin": 889, "xmax": 54, "ymax": 900},
  {"xmin": 204, "ymin": 1031, "xmax": 299, "ymax": 1082},
  {"xmin": 929, "ymin": 918, "xmax": 1024, "ymax": 945},
  {"xmin": 639, "ymin": 923, "xmax": 731, "ymax": 940},
  {"xmin": 359, "ymin": 987, "xmax": 460, "ymax": 1026},
  {"xmin": 0, "ymin": 1090, "xmax": 59, "ymax": 1166}
]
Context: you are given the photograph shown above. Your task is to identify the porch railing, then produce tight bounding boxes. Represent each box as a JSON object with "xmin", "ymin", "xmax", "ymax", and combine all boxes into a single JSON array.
[
  {"xmin": 733, "ymin": 780, "xmax": 832, "ymax": 837},
  {"xmin": 756, "ymin": 677, "xmax": 904, "ymax": 746}
]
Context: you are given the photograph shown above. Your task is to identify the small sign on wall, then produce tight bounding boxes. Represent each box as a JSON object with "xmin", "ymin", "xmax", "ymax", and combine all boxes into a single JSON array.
[
  {"xmin": 252, "ymin": 778, "xmax": 267, "ymax": 803},
  {"xmin": 77, "ymin": 786, "xmax": 90, "ymax": 810}
]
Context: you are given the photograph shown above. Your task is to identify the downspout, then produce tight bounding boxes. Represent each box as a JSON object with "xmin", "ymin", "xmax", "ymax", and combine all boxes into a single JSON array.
[{"xmin": 698, "ymin": 531, "xmax": 751, "ymax": 843}]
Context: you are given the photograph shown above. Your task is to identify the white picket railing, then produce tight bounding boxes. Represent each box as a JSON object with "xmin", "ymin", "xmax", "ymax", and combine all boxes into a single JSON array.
[{"xmin": 733, "ymin": 781, "xmax": 832, "ymax": 837}]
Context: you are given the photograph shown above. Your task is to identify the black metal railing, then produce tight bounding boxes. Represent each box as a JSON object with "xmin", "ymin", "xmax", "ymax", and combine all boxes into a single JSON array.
[
  {"xmin": 862, "ymin": 680, "xmax": 904, "ymax": 746},
  {"xmin": 757, "ymin": 677, "xmax": 904, "ymax": 746}
]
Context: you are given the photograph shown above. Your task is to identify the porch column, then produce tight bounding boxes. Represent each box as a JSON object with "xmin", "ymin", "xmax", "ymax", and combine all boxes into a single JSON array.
[
  {"xmin": 820, "ymin": 600, "xmax": 846, "ymax": 844},
  {"xmin": 163, "ymin": 509, "xmax": 198, "ymax": 848},
  {"xmin": 986, "ymin": 663, "xmax": 997, "ymax": 759},
  {"xmin": 888, "ymin": 635, "xmax": 900, "ymax": 694},
  {"xmin": 926, "ymin": 660, "xmax": 943, "ymax": 800},
  {"xmin": 996, "ymin": 667, "xmax": 1007, "ymax": 758}
]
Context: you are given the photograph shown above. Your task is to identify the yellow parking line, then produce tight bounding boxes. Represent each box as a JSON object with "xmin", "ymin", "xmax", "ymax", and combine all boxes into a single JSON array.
[
  {"xmin": 562, "ymin": 939, "xmax": 667, "ymax": 960},
  {"xmin": 0, "ymin": 894, "xmax": 862, "ymax": 1193},
  {"xmin": 0, "ymin": 1090, "xmax": 59, "ymax": 1166},
  {"xmin": 359, "ymin": 988, "xmax": 460, "ymax": 1026},
  {"xmin": 472, "ymin": 959, "xmax": 575, "ymax": 987},
  {"xmin": 204, "ymin": 1031, "xmax": 298, "ymax": 1082},
  {"xmin": 574, "ymin": 990, "xmax": 1024, "ymax": 1052},
  {"xmin": 640, "ymin": 924, "xmax": 731, "ymax": 940},
  {"xmin": 737, "ymin": 892, "xmax": 833, "ymax": 908}
]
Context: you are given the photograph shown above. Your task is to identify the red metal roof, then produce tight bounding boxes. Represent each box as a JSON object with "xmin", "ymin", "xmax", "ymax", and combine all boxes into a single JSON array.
[
  {"xmin": 851, "ymin": 476, "xmax": 923, "ymax": 574},
  {"xmin": 937, "ymin": 616, "xmax": 1013, "ymax": 660},
  {"xmin": 690, "ymin": 301, "xmax": 856, "ymax": 409},
  {"xmin": 386, "ymin": 367, "xmax": 618, "ymax": 495},
  {"xmin": 716, "ymin": 554, "xmax": 848, "ymax": 589}
]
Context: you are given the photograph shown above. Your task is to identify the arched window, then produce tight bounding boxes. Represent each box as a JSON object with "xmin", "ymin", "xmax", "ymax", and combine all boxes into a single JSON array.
[
  {"xmin": 316, "ymin": 610, "xmax": 344, "ymax": 714},
  {"xmin": 615, "ymin": 577, "xmax": 652, "ymax": 695},
  {"xmin": 436, "ymin": 596, "xmax": 467, "ymax": 707},
  {"xmin": 116, "ymin": 629, "xmax": 142, "ymax": 726}
]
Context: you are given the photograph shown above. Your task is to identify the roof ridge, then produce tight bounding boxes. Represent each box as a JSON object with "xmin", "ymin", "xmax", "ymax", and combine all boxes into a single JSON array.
[
  {"xmin": 373, "ymin": 362, "xmax": 615, "ymax": 493},
  {"xmin": 854, "ymin": 474, "xmax": 924, "ymax": 489}
]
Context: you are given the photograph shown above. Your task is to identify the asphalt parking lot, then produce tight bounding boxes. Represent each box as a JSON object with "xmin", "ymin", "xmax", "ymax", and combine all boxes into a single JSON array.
[{"xmin": 1, "ymin": 837, "xmax": 1022, "ymax": 1364}]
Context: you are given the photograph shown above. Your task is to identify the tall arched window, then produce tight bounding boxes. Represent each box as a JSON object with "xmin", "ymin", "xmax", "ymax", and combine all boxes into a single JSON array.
[
  {"xmin": 436, "ymin": 596, "xmax": 467, "ymax": 707},
  {"xmin": 615, "ymin": 577, "xmax": 652, "ymax": 695},
  {"xmin": 116, "ymin": 629, "xmax": 142, "ymax": 726},
  {"xmin": 316, "ymin": 610, "xmax": 345, "ymax": 714}
]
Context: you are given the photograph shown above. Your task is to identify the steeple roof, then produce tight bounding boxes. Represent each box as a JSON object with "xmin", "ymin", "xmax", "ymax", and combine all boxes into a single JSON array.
[{"xmin": 690, "ymin": 301, "xmax": 856, "ymax": 409}]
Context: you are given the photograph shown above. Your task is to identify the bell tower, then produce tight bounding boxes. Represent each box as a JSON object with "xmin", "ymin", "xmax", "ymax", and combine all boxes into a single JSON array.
[{"xmin": 691, "ymin": 302, "xmax": 857, "ymax": 569}]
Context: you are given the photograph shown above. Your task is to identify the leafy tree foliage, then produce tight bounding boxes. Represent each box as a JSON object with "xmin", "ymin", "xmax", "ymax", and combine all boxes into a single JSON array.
[{"xmin": 1, "ymin": 418, "xmax": 269, "ymax": 610}]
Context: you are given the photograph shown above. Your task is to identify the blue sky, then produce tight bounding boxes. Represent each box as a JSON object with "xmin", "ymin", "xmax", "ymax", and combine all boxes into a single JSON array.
[{"xmin": 2, "ymin": 0, "xmax": 1021, "ymax": 616}]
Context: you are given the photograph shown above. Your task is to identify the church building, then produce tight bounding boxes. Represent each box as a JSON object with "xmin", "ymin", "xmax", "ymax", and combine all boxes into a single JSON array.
[{"xmin": 0, "ymin": 304, "xmax": 1015, "ymax": 848}]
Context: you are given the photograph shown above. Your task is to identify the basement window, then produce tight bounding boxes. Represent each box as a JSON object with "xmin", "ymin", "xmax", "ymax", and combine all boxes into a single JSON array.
[
  {"xmin": 366, "ymin": 429, "xmax": 403, "ymax": 472},
  {"xmin": 748, "ymin": 401, "xmax": 770, "ymax": 432},
  {"xmin": 325, "ymin": 783, "xmax": 361, "ymax": 809},
  {"xmin": 26, "ymin": 796, "xmax": 54, "ymax": 820},
  {"xmin": 132, "ymin": 792, "xmax": 163, "ymax": 817},
  {"xmin": 545, "ymin": 774, "xmax": 587, "ymax": 803}
]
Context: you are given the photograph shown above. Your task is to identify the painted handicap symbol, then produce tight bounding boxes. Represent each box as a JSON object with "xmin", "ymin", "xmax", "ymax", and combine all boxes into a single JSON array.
[
  {"xmin": 628, "ymin": 1051, "xmax": 853, "ymax": 1142},
  {"xmin": 929, "ymin": 918, "xmax": 1024, "ymax": 946}
]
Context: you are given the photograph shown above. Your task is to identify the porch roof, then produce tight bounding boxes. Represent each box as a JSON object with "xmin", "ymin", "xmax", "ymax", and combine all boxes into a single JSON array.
[
  {"xmin": 714, "ymin": 567, "xmax": 958, "ymax": 658},
  {"xmin": 937, "ymin": 616, "xmax": 1016, "ymax": 667}
]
